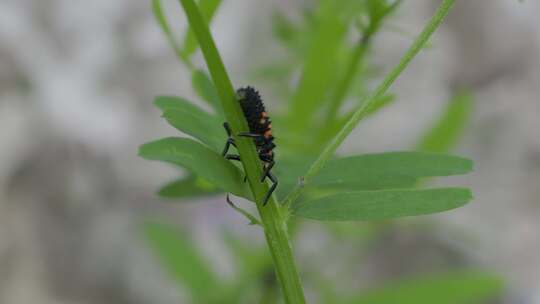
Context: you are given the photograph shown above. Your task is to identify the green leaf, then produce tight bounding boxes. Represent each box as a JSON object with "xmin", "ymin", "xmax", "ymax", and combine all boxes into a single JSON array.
[
  {"xmin": 154, "ymin": 95, "xmax": 207, "ymax": 112},
  {"xmin": 180, "ymin": 0, "xmax": 222, "ymax": 62},
  {"xmin": 314, "ymin": 151, "xmax": 473, "ymax": 188},
  {"xmin": 139, "ymin": 137, "xmax": 250, "ymax": 199},
  {"xmin": 152, "ymin": 0, "xmax": 184, "ymax": 63},
  {"xmin": 417, "ymin": 90, "xmax": 473, "ymax": 153},
  {"xmin": 221, "ymin": 232, "xmax": 271, "ymax": 303},
  {"xmin": 162, "ymin": 108, "xmax": 223, "ymax": 151},
  {"xmin": 272, "ymin": 11, "xmax": 298, "ymax": 46},
  {"xmin": 222, "ymin": 231, "xmax": 268, "ymax": 275},
  {"xmin": 364, "ymin": 0, "xmax": 402, "ymax": 35},
  {"xmin": 342, "ymin": 271, "xmax": 503, "ymax": 304},
  {"xmin": 153, "ymin": 96, "xmax": 224, "ymax": 151},
  {"xmin": 158, "ymin": 175, "xmax": 220, "ymax": 199},
  {"xmin": 364, "ymin": 94, "xmax": 396, "ymax": 116},
  {"xmin": 191, "ymin": 69, "xmax": 222, "ymax": 113},
  {"xmin": 144, "ymin": 222, "xmax": 221, "ymax": 303},
  {"xmin": 293, "ymin": 188, "xmax": 472, "ymax": 221},
  {"xmin": 289, "ymin": 0, "xmax": 349, "ymax": 130},
  {"xmin": 276, "ymin": 152, "xmax": 473, "ymax": 198}
]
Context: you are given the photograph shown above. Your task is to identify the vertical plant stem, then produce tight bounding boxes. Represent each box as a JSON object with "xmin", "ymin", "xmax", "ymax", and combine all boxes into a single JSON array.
[
  {"xmin": 176, "ymin": 0, "xmax": 305, "ymax": 302},
  {"xmin": 284, "ymin": 0, "xmax": 456, "ymax": 209}
]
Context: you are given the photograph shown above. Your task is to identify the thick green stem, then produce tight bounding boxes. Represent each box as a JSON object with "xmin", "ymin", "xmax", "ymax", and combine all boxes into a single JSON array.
[
  {"xmin": 284, "ymin": 0, "xmax": 456, "ymax": 209},
  {"xmin": 176, "ymin": 0, "xmax": 305, "ymax": 302}
]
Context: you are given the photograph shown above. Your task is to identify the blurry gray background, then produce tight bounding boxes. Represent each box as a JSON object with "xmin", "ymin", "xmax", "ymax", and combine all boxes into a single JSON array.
[{"xmin": 1, "ymin": 0, "xmax": 540, "ymax": 303}]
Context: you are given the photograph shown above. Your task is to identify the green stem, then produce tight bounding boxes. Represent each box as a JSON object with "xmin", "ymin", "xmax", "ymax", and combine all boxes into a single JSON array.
[
  {"xmin": 284, "ymin": 0, "xmax": 456, "ymax": 209},
  {"xmin": 176, "ymin": 0, "xmax": 305, "ymax": 302}
]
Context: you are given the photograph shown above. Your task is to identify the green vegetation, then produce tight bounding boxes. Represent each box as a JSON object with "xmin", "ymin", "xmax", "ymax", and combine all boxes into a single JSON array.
[{"xmin": 140, "ymin": 0, "xmax": 502, "ymax": 303}]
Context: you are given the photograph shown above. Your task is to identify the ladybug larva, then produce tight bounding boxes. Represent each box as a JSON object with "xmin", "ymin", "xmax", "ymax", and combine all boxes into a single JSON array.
[{"xmin": 222, "ymin": 86, "xmax": 277, "ymax": 205}]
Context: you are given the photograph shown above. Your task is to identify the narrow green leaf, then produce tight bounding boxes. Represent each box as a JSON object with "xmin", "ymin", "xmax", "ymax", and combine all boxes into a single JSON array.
[
  {"xmin": 182, "ymin": 32, "xmax": 198, "ymax": 64},
  {"xmin": 289, "ymin": 1, "xmax": 348, "ymax": 130},
  {"xmin": 144, "ymin": 222, "xmax": 220, "ymax": 302},
  {"xmin": 293, "ymin": 188, "xmax": 472, "ymax": 221},
  {"xmin": 162, "ymin": 108, "xmax": 223, "ymax": 151},
  {"xmin": 314, "ymin": 151, "xmax": 473, "ymax": 187},
  {"xmin": 222, "ymin": 231, "xmax": 267, "ymax": 274},
  {"xmin": 180, "ymin": 0, "xmax": 222, "ymax": 62},
  {"xmin": 272, "ymin": 11, "xmax": 298, "ymax": 46},
  {"xmin": 343, "ymin": 271, "xmax": 503, "ymax": 304},
  {"xmin": 324, "ymin": 0, "xmax": 398, "ymax": 123},
  {"xmin": 221, "ymin": 232, "xmax": 271, "ymax": 303},
  {"xmin": 417, "ymin": 90, "xmax": 473, "ymax": 153},
  {"xmin": 191, "ymin": 69, "xmax": 222, "ymax": 113},
  {"xmin": 153, "ymin": 96, "xmax": 224, "ymax": 151},
  {"xmin": 365, "ymin": 0, "xmax": 402, "ymax": 35},
  {"xmin": 226, "ymin": 196, "xmax": 262, "ymax": 226},
  {"xmin": 152, "ymin": 0, "xmax": 184, "ymax": 63},
  {"xmin": 364, "ymin": 94, "xmax": 395, "ymax": 116},
  {"xmin": 139, "ymin": 137, "xmax": 250, "ymax": 199},
  {"xmin": 154, "ymin": 95, "xmax": 207, "ymax": 112},
  {"xmin": 277, "ymin": 152, "xmax": 472, "ymax": 198},
  {"xmin": 158, "ymin": 175, "xmax": 220, "ymax": 199}
]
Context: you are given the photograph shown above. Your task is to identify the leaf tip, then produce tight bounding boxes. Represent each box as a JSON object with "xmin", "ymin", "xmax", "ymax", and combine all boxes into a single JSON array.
[{"xmin": 137, "ymin": 144, "xmax": 146, "ymax": 158}]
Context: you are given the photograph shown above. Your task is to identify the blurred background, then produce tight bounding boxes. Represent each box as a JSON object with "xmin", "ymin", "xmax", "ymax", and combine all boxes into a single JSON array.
[{"xmin": 1, "ymin": 0, "xmax": 540, "ymax": 303}]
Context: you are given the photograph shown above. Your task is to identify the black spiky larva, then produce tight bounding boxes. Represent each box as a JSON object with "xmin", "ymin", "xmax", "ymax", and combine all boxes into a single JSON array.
[{"xmin": 221, "ymin": 86, "xmax": 277, "ymax": 205}]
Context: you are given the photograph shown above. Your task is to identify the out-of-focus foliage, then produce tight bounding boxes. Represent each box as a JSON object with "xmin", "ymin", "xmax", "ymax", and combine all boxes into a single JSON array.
[
  {"xmin": 145, "ymin": 222, "xmax": 278, "ymax": 304},
  {"xmin": 144, "ymin": 222, "xmax": 222, "ymax": 303},
  {"xmin": 146, "ymin": 223, "xmax": 504, "ymax": 304},
  {"xmin": 341, "ymin": 271, "xmax": 503, "ymax": 304},
  {"xmin": 180, "ymin": 0, "xmax": 222, "ymax": 64},
  {"xmin": 141, "ymin": 0, "xmax": 502, "ymax": 303},
  {"xmin": 417, "ymin": 91, "xmax": 473, "ymax": 153}
]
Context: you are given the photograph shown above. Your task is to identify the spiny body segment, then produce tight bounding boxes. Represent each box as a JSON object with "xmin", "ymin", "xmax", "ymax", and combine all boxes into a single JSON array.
[
  {"xmin": 222, "ymin": 86, "xmax": 277, "ymax": 205},
  {"xmin": 237, "ymin": 87, "xmax": 275, "ymax": 161}
]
